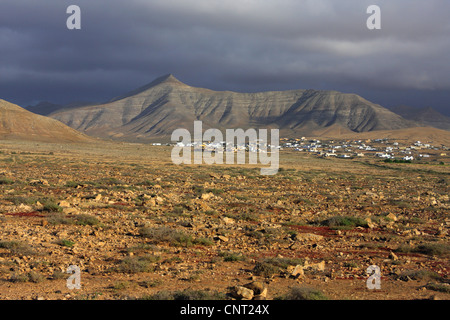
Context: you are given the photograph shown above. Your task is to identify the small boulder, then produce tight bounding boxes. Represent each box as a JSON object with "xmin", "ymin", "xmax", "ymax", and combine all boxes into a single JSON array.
[
  {"xmin": 294, "ymin": 233, "xmax": 324, "ymax": 242},
  {"xmin": 231, "ymin": 286, "xmax": 254, "ymax": 300},
  {"xmin": 244, "ymin": 281, "xmax": 267, "ymax": 299}
]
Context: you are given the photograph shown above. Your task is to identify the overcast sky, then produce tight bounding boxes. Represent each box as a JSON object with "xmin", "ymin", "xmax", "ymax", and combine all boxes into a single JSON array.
[{"xmin": 1, "ymin": 0, "xmax": 449, "ymax": 114}]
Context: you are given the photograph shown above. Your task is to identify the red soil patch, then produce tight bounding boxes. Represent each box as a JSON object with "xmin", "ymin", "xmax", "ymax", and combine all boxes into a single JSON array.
[
  {"xmin": 287, "ymin": 225, "xmax": 337, "ymax": 237},
  {"xmin": 4, "ymin": 211, "xmax": 45, "ymax": 217}
]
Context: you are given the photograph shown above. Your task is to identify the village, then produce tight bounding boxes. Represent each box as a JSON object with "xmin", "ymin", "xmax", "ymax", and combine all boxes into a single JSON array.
[
  {"xmin": 279, "ymin": 137, "xmax": 449, "ymax": 163},
  {"xmin": 157, "ymin": 135, "xmax": 449, "ymax": 164}
]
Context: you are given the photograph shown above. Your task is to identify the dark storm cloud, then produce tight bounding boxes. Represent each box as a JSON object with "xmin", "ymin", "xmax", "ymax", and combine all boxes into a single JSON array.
[{"xmin": 0, "ymin": 0, "xmax": 449, "ymax": 114}]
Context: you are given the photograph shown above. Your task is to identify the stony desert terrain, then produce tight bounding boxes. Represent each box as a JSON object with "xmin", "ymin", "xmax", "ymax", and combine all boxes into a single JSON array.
[{"xmin": 0, "ymin": 139, "xmax": 448, "ymax": 300}]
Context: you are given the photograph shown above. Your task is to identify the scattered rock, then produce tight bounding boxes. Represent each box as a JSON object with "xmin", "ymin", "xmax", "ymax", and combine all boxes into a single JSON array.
[
  {"xmin": 304, "ymin": 260, "xmax": 326, "ymax": 272},
  {"xmin": 215, "ymin": 235, "xmax": 229, "ymax": 242},
  {"xmin": 243, "ymin": 281, "xmax": 267, "ymax": 299},
  {"xmin": 389, "ymin": 251, "xmax": 399, "ymax": 261},
  {"xmin": 29, "ymin": 179, "xmax": 49, "ymax": 186},
  {"xmin": 222, "ymin": 217, "xmax": 235, "ymax": 225},
  {"xmin": 63, "ymin": 207, "xmax": 78, "ymax": 215},
  {"xmin": 386, "ymin": 213, "xmax": 398, "ymax": 222},
  {"xmin": 201, "ymin": 192, "xmax": 214, "ymax": 200},
  {"xmin": 288, "ymin": 264, "xmax": 305, "ymax": 278},
  {"xmin": 230, "ymin": 286, "xmax": 254, "ymax": 300},
  {"xmin": 294, "ymin": 233, "xmax": 324, "ymax": 242},
  {"xmin": 58, "ymin": 200, "xmax": 71, "ymax": 208},
  {"xmin": 144, "ymin": 198, "xmax": 156, "ymax": 206}
]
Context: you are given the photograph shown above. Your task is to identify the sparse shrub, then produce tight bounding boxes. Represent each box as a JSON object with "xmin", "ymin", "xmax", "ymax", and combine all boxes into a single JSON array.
[
  {"xmin": 397, "ymin": 269, "xmax": 442, "ymax": 281},
  {"xmin": 192, "ymin": 185, "xmax": 205, "ymax": 196},
  {"xmin": 47, "ymin": 213, "xmax": 73, "ymax": 225},
  {"xmin": 205, "ymin": 188, "xmax": 224, "ymax": 195},
  {"xmin": 139, "ymin": 226, "xmax": 193, "ymax": 247},
  {"xmin": 245, "ymin": 230, "xmax": 264, "ymax": 239},
  {"xmin": 185, "ymin": 271, "xmax": 203, "ymax": 282},
  {"xmin": 293, "ymin": 197, "xmax": 314, "ymax": 206},
  {"xmin": 320, "ymin": 216, "xmax": 368, "ymax": 229},
  {"xmin": 162, "ymin": 256, "xmax": 183, "ymax": 264},
  {"xmin": 219, "ymin": 251, "xmax": 246, "ymax": 262},
  {"xmin": 173, "ymin": 289, "xmax": 226, "ymax": 300},
  {"xmin": 51, "ymin": 270, "xmax": 67, "ymax": 280},
  {"xmin": 238, "ymin": 212, "xmax": 259, "ymax": 222},
  {"xmin": 0, "ymin": 241, "xmax": 35, "ymax": 256},
  {"xmin": 388, "ymin": 200, "xmax": 411, "ymax": 209},
  {"xmin": 65, "ymin": 181, "xmax": 82, "ymax": 188},
  {"xmin": 0, "ymin": 178, "xmax": 14, "ymax": 185},
  {"xmin": 112, "ymin": 281, "xmax": 134, "ymax": 290},
  {"xmin": 58, "ymin": 239, "xmax": 75, "ymax": 247},
  {"xmin": 252, "ymin": 261, "xmax": 280, "ymax": 278},
  {"xmin": 139, "ymin": 180, "xmax": 155, "ymax": 186},
  {"xmin": 4, "ymin": 196, "xmax": 36, "ymax": 205},
  {"xmin": 384, "ymin": 159, "xmax": 412, "ymax": 164},
  {"xmin": 344, "ymin": 261, "xmax": 359, "ymax": 269},
  {"xmin": 141, "ymin": 290, "xmax": 174, "ymax": 300},
  {"xmin": 407, "ymin": 217, "xmax": 425, "ymax": 224},
  {"xmin": 194, "ymin": 237, "xmax": 214, "ymax": 246},
  {"xmin": 9, "ymin": 273, "xmax": 29, "ymax": 283},
  {"xmin": 9, "ymin": 271, "xmax": 44, "ymax": 283},
  {"xmin": 139, "ymin": 279, "xmax": 162, "ymax": 288},
  {"xmin": 279, "ymin": 286, "xmax": 328, "ymax": 300},
  {"xmin": 396, "ymin": 243, "xmax": 450, "ymax": 257},
  {"xmin": 115, "ymin": 255, "xmax": 160, "ymax": 273},
  {"xmin": 99, "ymin": 177, "xmax": 124, "ymax": 186},
  {"xmin": 27, "ymin": 271, "xmax": 45, "ymax": 283},
  {"xmin": 41, "ymin": 200, "xmax": 62, "ymax": 212},
  {"xmin": 172, "ymin": 206, "xmax": 184, "ymax": 215},
  {"xmin": 73, "ymin": 214, "xmax": 99, "ymax": 226},
  {"xmin": 142, "ymin": 289, "xmax": 226, "ymax": 300},
  {"xmin": 425, "ymin": 283, "xmax": 450, "ymax": 293},
  {"xmin": 126, "ymin": 243, "xmax": 157, "ymax": 254},
  {"xmin": 414, "ymin": 243, "xmax": 450, "ymax": 256},
  {"xmin": 262, "ymin": 257, "xmax": 304, "ymax": 269}
]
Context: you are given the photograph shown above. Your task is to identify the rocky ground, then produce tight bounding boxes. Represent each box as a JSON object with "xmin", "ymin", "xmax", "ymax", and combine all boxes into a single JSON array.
[{"xmin": 0, "ymin": 140, "xmax": 448, "ymax": 300}]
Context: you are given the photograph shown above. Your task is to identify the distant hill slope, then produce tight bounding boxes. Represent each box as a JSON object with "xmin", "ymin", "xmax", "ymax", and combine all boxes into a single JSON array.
[
  {"xmin": 0, "ymin": 99, "xmax": 93, "ymax": 143},
  {"xmin": 26, "ymin": 101, "xmax": 96, "ymax": 116},
  {"xmin": 50, "ymin": 74, "xmax": 415, "ymax": 142},
  {"xmin": 25, "ymin": 101, "xmax": 63, "ymax": 116},
  {"xmin": 389, "ymin": 105, "xmax": 450, "ymax": 131}
]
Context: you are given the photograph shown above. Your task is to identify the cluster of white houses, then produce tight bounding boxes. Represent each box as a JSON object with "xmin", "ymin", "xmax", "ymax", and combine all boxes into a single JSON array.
[
  {"xmin": 280, "ymin": 138, "xmax": 448, "ymax": 161},
  {"xmin": 156, "ymin": 136, "xmax": 447, "ymax": 162},
  {"xmin": 173, "ymin": 140, "xmax": 280, "ymax": 153}
]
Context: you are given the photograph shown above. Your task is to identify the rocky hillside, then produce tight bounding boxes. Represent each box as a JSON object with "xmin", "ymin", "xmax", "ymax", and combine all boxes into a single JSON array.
[
  {"xmin": 0, "ymin": 99, "xmax": 92, "ymax": 143},
  {"xmin": 49, "ymin": 74, "xmax": 414, "ymax": 142}
]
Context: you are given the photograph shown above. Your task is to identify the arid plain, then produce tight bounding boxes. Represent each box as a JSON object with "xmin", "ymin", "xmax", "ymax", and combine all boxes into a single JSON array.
[{"xmin": 0, "ymin": 139, "xmax": 448, "ymax": 300}]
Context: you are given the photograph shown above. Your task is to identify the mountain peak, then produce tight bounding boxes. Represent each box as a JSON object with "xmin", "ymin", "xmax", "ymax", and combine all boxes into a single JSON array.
[
  {"xmin": 150, "ymin": 73, "xmax": 185, "ymax": 86},
  {"xmin": 109, "ymin": 74, "xmax": 187, "ymax": 102}
]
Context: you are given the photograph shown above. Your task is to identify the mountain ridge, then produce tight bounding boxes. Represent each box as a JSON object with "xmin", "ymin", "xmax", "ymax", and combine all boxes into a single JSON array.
[{"xmin": 48, "ymin": 74, "xmax": 421, "ymax": 142}]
